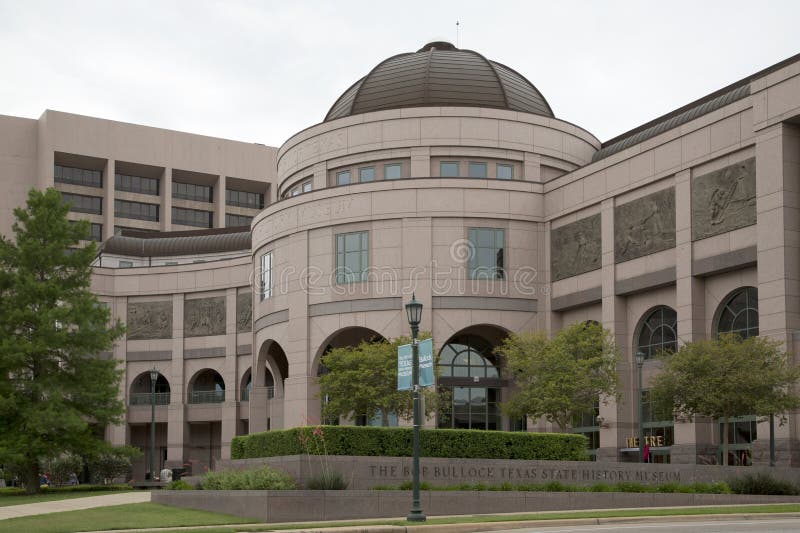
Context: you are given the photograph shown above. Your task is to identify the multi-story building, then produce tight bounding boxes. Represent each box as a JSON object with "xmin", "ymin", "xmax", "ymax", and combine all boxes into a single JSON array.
[{"xmin": 3, "ymin": 42, "xmax": 800, "ymax": 477}]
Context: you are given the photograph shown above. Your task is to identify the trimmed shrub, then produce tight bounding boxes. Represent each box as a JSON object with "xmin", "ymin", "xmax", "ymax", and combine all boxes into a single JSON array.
[
  {"xmin": 165, "ymin": 480, "xmax": 195, "ymax": 490},
  {"xmin": 306, "ymin": 471, "xmax": 348, "ymax": 490},
  {"xmin": 728, "ymin": 472, "xmax": 799, "ymax": 495},
  {"xmin": 200, "ymin": 466, "xmax": 296, "ymax": 490},
  {"xmin": 231, "ymin": 426, "xmax": 587, "ymax": 461}
]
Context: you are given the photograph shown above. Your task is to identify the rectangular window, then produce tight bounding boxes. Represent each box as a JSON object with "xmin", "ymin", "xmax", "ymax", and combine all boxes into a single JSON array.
[
  {"xmin": 640, "ymin": 389, "xmax": 675, "ymax": 460},
  {"xmin": 291, "ymin": 187, "xmax": 300, "ymax": 196},
  {"xmin": 467, "ymin": 227, "xmax": 504, "ymax": 280},
  {"xmin": 384, "ymin": 163, "xmax": 402, "ymax": 180},
  {"xmin": 69, "ymin": 220, "xmax": 103, "ymax": 241},
  {"xmin": 302, "ymin": 180, "xmax": 313, "ymax": 193},
  {"xmin": 226, "ymin": 189, "xmax": 264, "ymax": 209},
  {"xmin": 335, "ymin": 231, "xmax": 368, "ymax": 283},
  {"xmin": 260, "ymin": 251, "xmax": 272, "ymax": 300},
  {"xmin": 336, "ymin": 170, "xmax": 351, "ymax": 186},
  {"xmin": 571, "ymin": 402, "xmax": 600, "ymax": 461},
  {"xmin": 225, "ymin": 213, "xmax": 253, "ymax": 227},
  {"xmin": 440, "ymin": 161, "xmax": 459, "ymax": 177},
  {"xmin": 55, "ymin": 164, "xmax": 103, "ymax": 188},
  {"xmin": 115, "ymin": 173, "xmax": 159, "ymax": 195},
  {"xmin": 359, "ymin": 167, "xmax": 375, "ymax": 182},
  {"xmin": 468, "ymin": 162, "xmax": 487, "ymax": 178},
  {"xmin": 119, "ymin": 260, "xmax": 133, "ymax": 268},
  {"xmin": 115, "ymin": 199, "xmax": 159, "ymax": 221},
  {"xmin": 497, "ymin": 163, "xmax": 513, "ymax": 180},
  {"xmin": 171, "ymin": 207, "xmax": 212, "ymax": 228},
  {"xmin": 61, "ymin": 193, "xmax": 102, "ymax": 215},
  {"xmin": 172, "ymin": 181, "xmax": 213, "ymax": 202}
]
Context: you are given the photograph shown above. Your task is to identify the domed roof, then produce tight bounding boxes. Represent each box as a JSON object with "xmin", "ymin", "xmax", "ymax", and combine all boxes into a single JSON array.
[{"xmin": 325, "ymin": 41, "xmax": 554, "ymax": 121}]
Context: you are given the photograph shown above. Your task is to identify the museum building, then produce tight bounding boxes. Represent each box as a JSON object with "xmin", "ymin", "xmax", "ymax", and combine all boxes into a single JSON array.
[{"xmin": 2, "ymin": 42, "xmax": 800, "ymax": 477}]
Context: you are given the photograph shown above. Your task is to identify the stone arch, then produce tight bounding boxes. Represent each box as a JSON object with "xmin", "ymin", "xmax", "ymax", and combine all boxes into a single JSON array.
[
  {"xmin": 240, "ymin": 368, "xmax": 252, "ymax": 401},
  {"xmin": 713, "ymin": 286, "xmax": 759, "ymax": 339},
  {"xmin": 129, "ymin": 370, "xmax": 171, "ymax": 405},
  {"xmin": 256, "ymin": 339, "xmax": 288, "ymax": 397},
  {"xmin": 311, "ymin": 326, "xmax": 386, "ymax": 377},
  {"xmin": 633, "ymin": 305, "xmax": 678, "ymax": 360},
  {"xmin": 187, "ymin": 368, "xmax": 225, "ymax": 404}
]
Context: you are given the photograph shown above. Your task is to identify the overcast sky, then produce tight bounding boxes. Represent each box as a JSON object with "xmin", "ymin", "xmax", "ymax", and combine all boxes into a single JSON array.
[{"xmin": 1, "ymin": 1, "xmax": 798, "ymax": 147}]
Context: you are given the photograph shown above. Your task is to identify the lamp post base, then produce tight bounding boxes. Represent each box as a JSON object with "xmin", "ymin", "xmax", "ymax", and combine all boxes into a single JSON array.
[{"xmin": 407, "ymin": 509, "xmax": 427, "ymax": 522}]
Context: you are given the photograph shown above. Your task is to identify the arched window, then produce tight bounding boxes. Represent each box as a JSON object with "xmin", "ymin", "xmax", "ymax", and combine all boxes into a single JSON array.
[
  {"xmin": 716, "ymin": 287, "xmax": 758, "ymax": 339},
  {"xmin": 635, "ymin": 306, "xmax": 677, "ymax": 359},
  {"xmin": 438, "ymin": 335, "xmax": 499, "ymax": 378}
]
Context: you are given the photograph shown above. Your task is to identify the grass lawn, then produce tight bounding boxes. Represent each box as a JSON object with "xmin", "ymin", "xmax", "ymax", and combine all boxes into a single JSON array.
[
  {"xmin": 3, "ymin": 503, "xmax": 799, "ymax": 533},
  {"xmin": 0, "ymin": 503, "xmax": 257, "ymax": 533},
  {"xmin": 0, "ymin": 490, "xmax": 133, "ymax": 508}
]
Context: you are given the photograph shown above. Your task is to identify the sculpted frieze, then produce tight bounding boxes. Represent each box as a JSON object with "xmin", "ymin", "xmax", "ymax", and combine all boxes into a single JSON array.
[
  {"xmin": 550, "ymin": 214, "xmax": 601, "ymax": 281},
  {"xmin": 614, "ymin": 188, "xmax": 675, "ymax": 263},
  {"xmin": 127, "ymin": 301, "xmax": 172, "ymax": 340},
  {"xmin": 236, "ymin": 292, "xmax": 252, "ymax": 333},
  {"xmin": 691, "ymin": 157, "xmax": 756, "ymax": 241},
  {"xmin": 184, "ymin": 296, "xmax": 226, "ymax": 337}
]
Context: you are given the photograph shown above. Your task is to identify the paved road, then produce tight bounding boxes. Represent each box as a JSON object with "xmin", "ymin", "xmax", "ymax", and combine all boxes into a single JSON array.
[
  {"xmin": 0, "ymin": 491, "xmax": 151, "ymax": 520},
  {"xmin": 483, "ymin": 517, "xmax": 800, "ymax": 533}
]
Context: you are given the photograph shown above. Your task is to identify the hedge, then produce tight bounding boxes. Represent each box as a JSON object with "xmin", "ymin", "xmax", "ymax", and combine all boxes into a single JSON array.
[{"xmin": 231, "ymin": 426, "xmax": 587, "ymax": 461}]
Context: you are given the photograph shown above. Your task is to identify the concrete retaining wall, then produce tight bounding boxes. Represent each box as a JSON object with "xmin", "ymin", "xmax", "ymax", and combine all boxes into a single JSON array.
[
  {"xmin": 212, "ymin": 455, "xmax": 800, "ymax": 490},
  {"xmin": 152, "ymin": 490, "xmax": 800, "ymax": 523}
]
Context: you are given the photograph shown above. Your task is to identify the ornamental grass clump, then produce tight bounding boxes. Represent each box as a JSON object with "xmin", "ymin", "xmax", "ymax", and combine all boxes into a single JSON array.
[
  {"xmin": 298, "ymin": 424, "xmax": 348, "ymax": 490},
  {"xmin": 200, "ymin": 466, "xmax": 295, "ymax": 490}
]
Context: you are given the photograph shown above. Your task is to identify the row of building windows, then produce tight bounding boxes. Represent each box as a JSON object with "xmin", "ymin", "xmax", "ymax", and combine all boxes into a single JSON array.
[
  {"xmin": 62, "ymin": 193, "xmax": 102, "ymax": 215},
  {"xmin": 225, "ymin": 213, "xmax": 253, "ymax": 227},
  {"xmin": 336, "ymin": 162, "xmax": 403, "ymax": 186},
  {"xmin": 173, "ymin": 181, "xmax": 213, "ymax": 203},
  {"xmin": 115, "ymin": 199, "xmax": 159, "ymax": 222},
  {"xmin": 173, "ymin": 207, "xmax": 212, "ymax": 228},
  {"xmin": 440, "ymin": 161, "xmax": 514, "ymax": 180},
  {"xmin": 115, "ymin": 173, "xmax": 159, "ymax": 196},
  {"xmin": 55, "ymin": 164, "xmax": 103, "ymax": 188},
  {"xmin": 282, "ymin": 179, "xmax": 313, "ymax": 199},
  {"xmin": 226, "ymin": 189, "xmax": 264, "ymax": 209}
]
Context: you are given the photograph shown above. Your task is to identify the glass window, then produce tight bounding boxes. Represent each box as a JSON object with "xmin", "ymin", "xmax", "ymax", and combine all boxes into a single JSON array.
[
  {"xmin": 226, "ymin": 189, "xmax": 264, "ymax": 209},
  {"xmin": 225, "ymin": 213, "xmax": 252, "ymax": 227},
  {"xmin": 336, "ymin": 170, "xmax": 351, "ymax": 186},
  {"xmin": 467, "ymin": 227, "xmax": 504, "ymax": 280},
  {"xmin": 260, "ymin": 251, "xmax": 272, "ymax": 301},
  {"xmin": 636, "ymin": 306, "xmax": 677, "ymax": 359},
  {"xmin": 497, "ymin": 164, "xmax": 513, "ymax": 180},
  {"xmin": 69, "ymin": 220, "xmax": 103, "ymax": 241},
  {"xmin": 302, "ymin": 181, "xmax": 313, "ymax": 193},
  {"xmin": 571, "ymin": 401, "xmax": 600, "ymax": 460},
  {"xmin": 468, "ymin": 162, "xmax": 487, "ymax": 178},
  {"xmin": 716, "ymin": 287, "xmax": 758, "ymax": 339},
  {"xmin": 55, "ymin": 164, "xmax": 103, "ymax": 188},
  {"xmin": 172, "ymin": 181, "xmax": 213, "ymax": 202},
  {"xmin": 171, "ymin": 207, "xmax": 211, "ymax": 228},
  {"xmin": 640, "ymin": 389, "xmax": 675, "ymax": 460},
  {"xmin": 119, "ymin": 260, "xmax": 133, "ymax": 268},
  {"xmin": 384, "ymin": 163, "xmax": 402, "ymax": 180},
  {"xmin": 115, "ymin": 199, "xmax": 159, "ymax": 221},
  {"xmin": 440, "ymin": 161, "xmax": 459, "ymax": 177},
  {"xmin": 61, "ymin": 193, "xmax": 102, "ymax": 215},
  {"xmin": 291, "ymin": 187, "xmax": 300, "ymax": 196},
  {"xmin": 335, "ymin": 231, "xmax": 368, "ymax": 283},
  {"xmin": 115, "ymin": 173, "xmax": 159, "ymax": 195},
  {"xmin": 359, "ymin": 167, "xmax": 375, "ymax": 182}
]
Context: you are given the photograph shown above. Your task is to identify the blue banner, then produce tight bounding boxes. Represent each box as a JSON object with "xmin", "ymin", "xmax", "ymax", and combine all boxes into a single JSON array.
[{"xmin": 397, "ymin": 338, "xmax": 434, "ymax": 390}]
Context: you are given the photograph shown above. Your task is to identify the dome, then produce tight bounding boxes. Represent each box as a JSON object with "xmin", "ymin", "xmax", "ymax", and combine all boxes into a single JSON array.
[{"xmin": 325, "ymin": 41, "xmax": 554, "ymax": 121}]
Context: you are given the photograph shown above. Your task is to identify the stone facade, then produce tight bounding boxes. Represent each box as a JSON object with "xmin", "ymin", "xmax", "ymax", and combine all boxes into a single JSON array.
[
  {"xmin": 691, "ymin": 157, "xmax": 757, "ymax": 241},
  {"xmin": 614, "ymin": 188, "xmax": 676, "ymax": 263},
  {"xmin": 551, "ymin": 214, "xmax": 601, "ymax": 281},
  {"xmin": 126, "ymin": 301, "xmax": 172, "ymax": 340},
  {"xmin": 184, "ymin": 296, "xmax": 226, "ymax": 337}
]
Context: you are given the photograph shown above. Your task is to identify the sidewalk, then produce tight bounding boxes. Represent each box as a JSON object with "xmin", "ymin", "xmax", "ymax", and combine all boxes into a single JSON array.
[{"xmin": 0, "ymin": 491, "xmax": 151, "ymax": 520}]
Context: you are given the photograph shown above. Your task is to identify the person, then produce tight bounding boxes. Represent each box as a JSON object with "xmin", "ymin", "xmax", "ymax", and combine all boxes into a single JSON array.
[
  {"xmin": 159, "ymin": 467, "xmax": 172, "ymax": 483},
  {"xmin": 68, "ymin": 472, "xmax": 79, "ymax": 486}
]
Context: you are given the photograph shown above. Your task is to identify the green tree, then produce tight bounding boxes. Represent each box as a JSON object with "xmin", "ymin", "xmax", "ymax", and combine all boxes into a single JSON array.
[
  {"xmin": 317, "ymin": 334, "xmax": 443, "ymax": 425},
  {"xmin": 500, "ymin": 321, "xmax": 619, "ymax": 431},
  {"xmin": 0, "ymin": 188, "xmax": 125, "ymax": 493},
  {"xmin": 651, "ymin": 333, "xmax": 800, "ymax": 466}
]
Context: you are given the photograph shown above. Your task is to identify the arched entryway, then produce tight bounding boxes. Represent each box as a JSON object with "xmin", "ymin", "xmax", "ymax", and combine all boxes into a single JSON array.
[
  {"xmin": 251, "ymin": 339, "xmax": 289, "ymax": 432},
  {"xmin": 128, "ymin": 371, "xmax": 170, "ymax": 480},
  {"xmin": 436, "ymin": 325, "xmax": 509, "ymax": 431},
  {"xmin": 188, "ymin": 369, "xmax": 225, "ymax": 404}
]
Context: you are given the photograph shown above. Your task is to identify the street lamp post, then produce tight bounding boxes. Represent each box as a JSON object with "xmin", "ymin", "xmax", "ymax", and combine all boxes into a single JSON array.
[
  {"xmin": 405, "ymin": 294, "xmax": 425, "ymax": 522},
  {"xmin": 635, "ymin": 352, "xmax": 645, "ymax": 464},
  {"xmin": 150, "ymin": 367, "xmax": 159, "ymax": 482}
]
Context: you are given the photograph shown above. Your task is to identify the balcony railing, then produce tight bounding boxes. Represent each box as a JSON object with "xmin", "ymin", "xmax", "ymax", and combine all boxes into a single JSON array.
[
  {"xmin": 129, "ymin": 392, "xmax": 170, "ymax": 406},
  {"xmin": 189, "ymin": 390, "xmax": 225, "ymax": 404},
  {"xmin": 240, "ymin": 386, "xmax": 274, "ymax": 402}
]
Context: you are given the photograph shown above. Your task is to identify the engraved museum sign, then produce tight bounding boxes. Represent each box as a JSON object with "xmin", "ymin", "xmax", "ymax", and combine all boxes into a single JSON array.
[
  {"xmin": 691, "ymin": 157, "xmax": 756, "ymax": 241},
  {"xmin": 550, "ymin": 214, "xmax": 601, "ymax": 281}
]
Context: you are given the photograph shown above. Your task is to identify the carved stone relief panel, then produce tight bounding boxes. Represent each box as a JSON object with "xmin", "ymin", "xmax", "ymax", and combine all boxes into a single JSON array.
[
  {"xmin": 614, "ymin": 187, "xmax": 676, "ymax": 263},
  {"xmin": 550, "ymin": 214, "xmax": 601, "ymax": 281},
  {"xmin": 691, "ymin": 157, "xmax": 756, "ymax": 241},
  {"xmin": 184, "ymin": 296, "xmax": 226, "ymax": 338},
  {"xmin": 127, "ymin": 301, "xmax": 172, "ymax": 340},
  {"xmin": 236, "ymin": 292, "xmax": 252, "ymax": 333}
]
